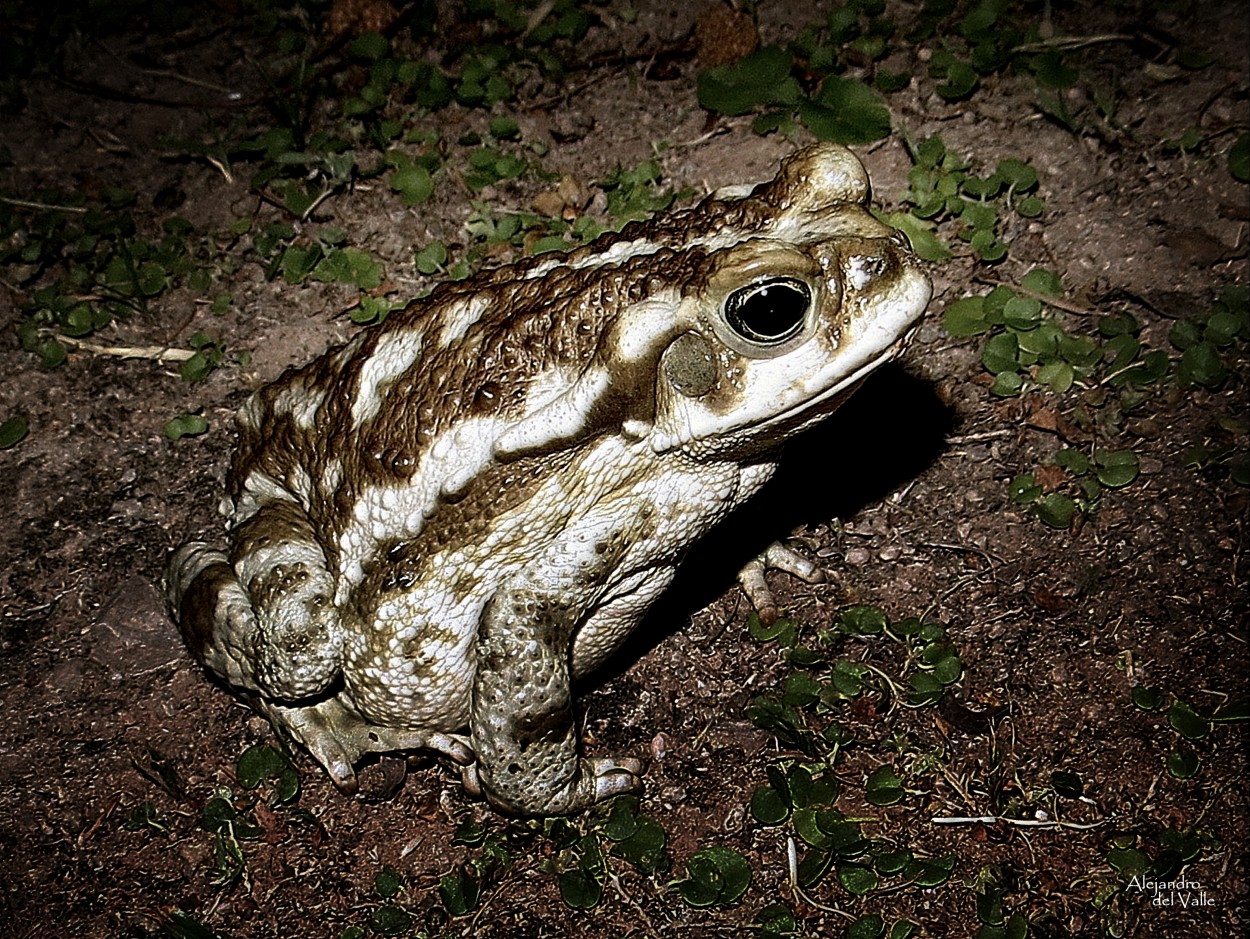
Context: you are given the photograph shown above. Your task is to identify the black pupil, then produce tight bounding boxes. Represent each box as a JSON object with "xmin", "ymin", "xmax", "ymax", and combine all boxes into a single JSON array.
[{"xmin": 724, "ymin": 279, "xmax": 811, "ymax": 344}]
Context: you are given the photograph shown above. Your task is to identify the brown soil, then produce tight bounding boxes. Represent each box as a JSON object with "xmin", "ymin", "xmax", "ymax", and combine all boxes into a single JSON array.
[{"xmin": 1, "ymin": 2, "xmax": 1246, "ymax": 938}]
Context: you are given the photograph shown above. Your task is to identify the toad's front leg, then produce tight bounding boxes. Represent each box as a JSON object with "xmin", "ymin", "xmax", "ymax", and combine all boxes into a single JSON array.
[{"xmin": 469, "ymin": 585, "xmax": 642, "ymax": 816}]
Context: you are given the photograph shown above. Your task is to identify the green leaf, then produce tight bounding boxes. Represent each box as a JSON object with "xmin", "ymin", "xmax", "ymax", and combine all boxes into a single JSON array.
[
  {"xmin": 756, "ymin": 902, "xmax": 798, "ymax": 938},
  {"xmin": 1051, "ymin": 769, "xmax": 1084, "ymax": 799},
  {"xmin": 1020, "ymin": 267, "xmax": 1062, "ymax": 297},
  {"xmin": 908, "ymin": 855, "xmax": 955, "ymax": 887},
  {"xmin": 1132, "ymin": 685, "xmax": 1163, "ymax": 710},
  {"xmin": 795, "ymin": 770, "xmax": 839, "ymax": 808},
  {"xmin": 1166, "ymin": 745, "xmax": 1201, "ymax": 779},
  {"xmin": 1015, "ymin": 195, "xmax": 1044, "ymax": 217},
  {"xmin": 847, "ymin": 912, "xmax": 886, "ymax": 938},
  {"xmin": 837, "ymin": 605, "xmax": 887, "ymax": 635},
  {"xmin": 391, "ymin": 164, "xmax": 434, "ymax": 205},
  {"xmin": 1205, "ymin": 309, "xmax": 1243, "ymax": 346},
  {"xmin": 347, "ymin": 31, "xmax": 390, "ymax": 62},
  {"xmin": 1169, "ymin": 317, "xmax": 1204, "ymax": 350},
  {"xmin": 882, "ymin": 211, "xmax": 951, "ymax": 262},
  {"xmin": 158, "ymin": 910, "xmax": 223, "ymax": 939},
  {"xmin": 280, "ymin": 244, "xmax": 322, "ymax": 285},
  {"xmin": 791, "ymin": 808, "xmax": 825, "ymax": 847},
  {"xmin": 1034, "ymin": 492, "xmax": 1077, "ymax": 529},
  {"xmin": 876, "ymin": 69, "xmax": 911, "ymax": 93},
  {"xmin": 960, "ymin": 200, "xmax": 998, "ymax": 232},
  {"xmin": 976, "ymin": 886, "xmax": 1004, "ymax": 926},
  {"xmin": 796, "ymin": 847, "xmax": 834, "ymax": 888},
  {"xmin": 601, "ymin": 797, "xmax": 639, "ymax": 841},
  {"xmin": 415, "ymin": 241, "xmax": 448, "ymax": 275},
  {"xmin": 559, "ymin": 866, "xmax": 603, "ymax": 909},
  {"xmin": 783, "ymin": 671, "xmax": 822, "ymax": 708},
  {"xmin": 1002, "ymin": 295, "xmax": 1042, "ymax": 330},
  {"xmin": 374, "ymin": 865, "xmax": 402, "ymax": 899},
  {"xmin": 312, "ymin": 248, "xmax": 383, "ymax": 290},
  {"xmin": 137, "ymin": 261, "xmax": 168, "ymax": 296},
  {"xmin": 489, "ymin": 117, "xmax": 521, "ymax": 140},
  {"xmin": 864, "ymin": 766, "xmax": 904, "ymax": 806},
  {"xmin": 990, "ymin": 371, "xmax": 1023, "ymax": 396},
  {"xmin": 927, "ymin": 645, "xmax": 963, "ymax": 685},
  {"xmin": 887, "ymin": 921, "xmax": 920, "ymax": 939},
  {"xmin": 748, "ymin": 612, "xmax": 796, "ymax": 643},
  {"xmin": 830, "ymin": 659, "xmax": 867, "ymax": 697},
  {"xmin": 1104, "ymin": 334, "xmax": 1141, "ymax": 373},
  {"xmin": 1229, "ymin": 132, "xmax": 1250, "ymax": 182},
  {"xmin": 236, "ymin": 744, "xmax": 300, "ymax": 803},
  {"xmin": 913, "ymin": 136, "xmax": 946, "ymax": 169},
  {"xmin": 697, "ymin": 46, "xmax": 800, "ymax": 116},
  {"xmin": 799, "ymin": 76, "xmax": 893, "ymax": 144},
  {"xmin": 236, "ymin": 744, "xmax": 286, "ymax": 788},
  {"xmin": 1053, "ymin": 448, "xmax": 1090, "ymax": 475},
  {"xmin": 676, "ymin": 846, "xmax": 752, "ymax": 907},
  {"xmin": 936, "ymin": 58, "xmax": 978, "ymax": 99},
  {"xmin": 873, "ymin": 849, "xmax": 913, "ymax": 876},
  {"xmin": 1036, "ymin": 360, "xmax": 1074, "ymax": 393},
  {"xmin": 0, "ymin": 416, "xmax": 29, "ymax": 449},
  {"xmin": 352, "ymin": 295, "xmax": 402, "ymax": 325},
  {"xmin": 909, "ymin": 671, "xmax": 944, "ymax": 706},
  {"xmin": 1094, "ymin": 449, "xmax": 1140, "ymax": 488},
  {"xmin": 1030, "ymin": 50, "xmax": 1078, "ymax": 88},
  {"xmin": 1176, "ymin": 47, "xmax": 1216, "ymax": 69},
  {"xmin": 1213, "ymin": 699, "xmax": 1250, "ymax": 722},
  {"xmin": 982, "ymin": 332, "xmax": 1020, "ymax": 374},
  {"xmin": 961, "ymin": 173, "xmax": 1003, "ymax": 200},
  {"xmin": 943, "ymin": 296, "xmax": 990, "ymax": 336},
  {"xmin": 439, "ymin": 867, "xmax": 481, "ymax": 916},
  {"xmin": 611, "ymin": 815, "xmax": 667, "ymax": 873},
  {"xmin": 163, "ymin": 414, "xmax": 209, "ymax": 440},
  {"xmin": 972, "ymin": 233, "xmax": 1007, "ymax": 261},
  {"xmin": 1167, "ymin": 701, "xmax": 1210, "ymax": 740},
  {"xmin": 368, "ymin": 904, "xmax": 411, "ymax": 936},
  {"xmin": 1178, "ymin": 341, "xmax": 1228, "ymax": 387},
  {"xmin": 839, "ymin": 863, "xmax": 879, "ymax": 897},
  {"xmin": 998, "ymin": 158, "xmax": 1039, "ymax": 192},
  {"xmin": 1107, "ymin": 847, "xmax": 1149, "ymax": 876},
  {"xmin": 750, "ymin": 785, "xmax": 792, "ymax": 825}
]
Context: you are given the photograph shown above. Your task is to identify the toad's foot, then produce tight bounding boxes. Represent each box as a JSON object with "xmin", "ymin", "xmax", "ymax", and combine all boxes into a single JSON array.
[
  {"xmin": 460, "ymin": 756, "xmax": 644, "ymax": 813},
  {"xmin": 258, "ymin": 696, "xmax": 474, "ymax": 794},
  {"xmin": 736, "ymin": 541, "xmax": 825, "ymax": 626}
]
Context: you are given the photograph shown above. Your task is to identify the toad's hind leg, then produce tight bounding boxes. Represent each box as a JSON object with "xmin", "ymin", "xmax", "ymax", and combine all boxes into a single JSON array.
[
  {"xmin": 470, "ymin": 588, "xmax": 643, "ymax": 816},
  {"xmin": 166, "ymin": 500, "xmax": 343, "ymax": 701}
]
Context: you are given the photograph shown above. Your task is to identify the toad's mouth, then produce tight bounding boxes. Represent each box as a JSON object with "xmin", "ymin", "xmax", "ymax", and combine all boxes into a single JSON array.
[{"xmin": 746, "ymin": 321, "xmax": 921, "ymax": 437}]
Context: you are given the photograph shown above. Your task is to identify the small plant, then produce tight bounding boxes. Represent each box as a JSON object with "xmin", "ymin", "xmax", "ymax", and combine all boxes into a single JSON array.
[
  {"xmin": 435, "ymin": 796, "xmax": 670, "ymax": 917},
  {"xmin": 1129, "ymin": 682, "xmax": 1247, "ymax": 780},
  {"xmin": 698, "ymin": 42, "xmax": 892, "ymax": 145},
  {"xmin": 0, "ymin": 414, "xmax": 28, "ymax": 449},
  {"xmin": 194, "ymin": 744, "xmax": 306, "ymax": 887},
  {"xmin": 4, "ymin": 193, "xmax": 218, "ymax": 366},
  {"xmin": 673, "ymin": 845, "xmax": 753, "ymax": 908},
  {"xmin": 947, "ymin": 274, "xmax": 1246, "ymax": 528},
  {"xmin": 969, "ymin": 865, "xmax": 1031, "ymax": 939},
  {"xmin": 886, "ymin": 136, "xmax": 1043, "ymax": 264},
  {"xmin": 746, "ymin": 607, "xmax": 958, "ymax": 908},
  {"xmin": 547, "ymin": 796, "xmax": 669, "ymax": 911},
  {"xmin": 364, "ymin": 866, "xmax": 414, "ymax": 937}
]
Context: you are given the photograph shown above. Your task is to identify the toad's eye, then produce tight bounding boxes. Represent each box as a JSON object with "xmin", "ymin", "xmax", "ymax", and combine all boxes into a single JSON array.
[{"xmin": 722, "ymin": 278, "xmax": 811, "ymax": 345}]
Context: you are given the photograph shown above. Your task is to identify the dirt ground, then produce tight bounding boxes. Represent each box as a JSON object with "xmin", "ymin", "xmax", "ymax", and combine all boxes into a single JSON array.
[{"xmin": 1, "ymin": 1, "xmax": 1246, "ymax": 937}]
